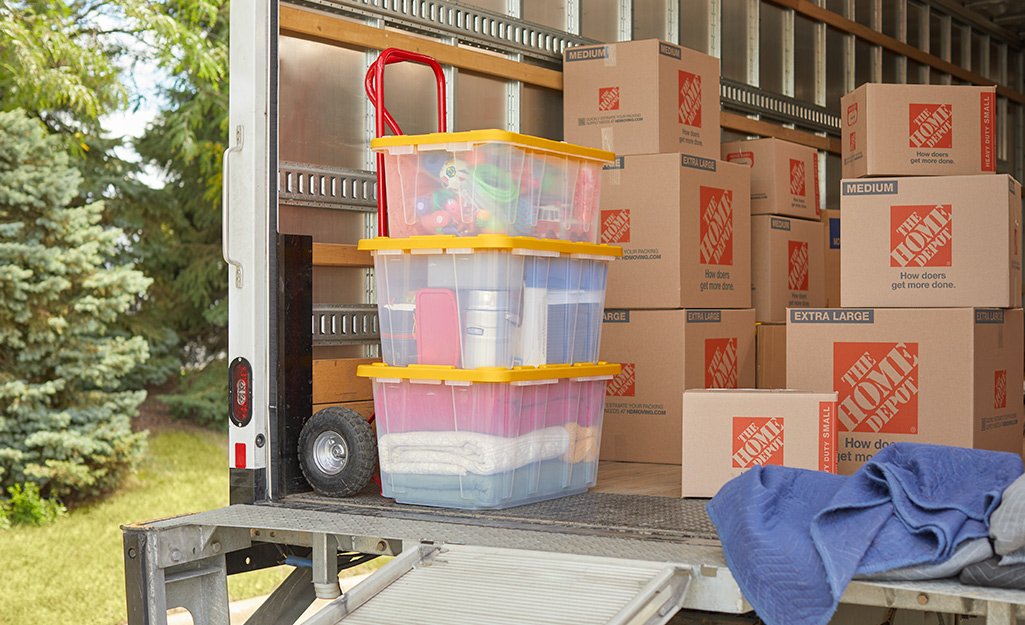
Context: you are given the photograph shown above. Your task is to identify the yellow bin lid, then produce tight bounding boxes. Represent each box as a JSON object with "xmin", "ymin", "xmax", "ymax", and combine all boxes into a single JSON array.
[
  {"xmin": 358, "ymin": 234, "xmax": 622, "ymax": 258},
  {"xmin": 370, "ymin": 129, "xmax": 615, "ymax": 163},
  {"xmin": 357, "ymin": 362, "xmax": 622, "ymax": 383}
]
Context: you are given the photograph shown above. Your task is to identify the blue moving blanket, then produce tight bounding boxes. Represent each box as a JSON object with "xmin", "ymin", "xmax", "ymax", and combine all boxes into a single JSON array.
[{"xmin": 707, "ymin": 443, "xmax": 1023, "ymax": 625}]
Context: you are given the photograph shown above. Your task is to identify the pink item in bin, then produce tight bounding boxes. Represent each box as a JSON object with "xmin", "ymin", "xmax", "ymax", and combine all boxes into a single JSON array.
[{"xmin": 414, "ymin": 289, "xmax": 461, "ymax": 367}]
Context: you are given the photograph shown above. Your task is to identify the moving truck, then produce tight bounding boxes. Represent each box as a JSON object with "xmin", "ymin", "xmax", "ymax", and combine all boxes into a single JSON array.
[{"xmin": 122, "ymin": 2, "xmax": 1025, "ymax": 623}]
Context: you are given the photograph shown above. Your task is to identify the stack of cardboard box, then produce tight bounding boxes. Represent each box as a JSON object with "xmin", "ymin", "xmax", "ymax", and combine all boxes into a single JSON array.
[
  {"xmin": 788, "ymin": 83, "xmax": 1024, "ymax": 474},
  {"xmin": 563, "ymin": 39, "xmax": 756, "ymax": 465},
  {"xmin": 719, "ymin": 138, "xmax": 828, "ymax": 389}
]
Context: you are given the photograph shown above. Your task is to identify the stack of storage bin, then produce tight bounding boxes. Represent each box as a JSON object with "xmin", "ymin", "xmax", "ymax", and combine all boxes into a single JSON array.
[{"xmin": 357, "ymin": 130, "xmax": 622, "ymax": 509}]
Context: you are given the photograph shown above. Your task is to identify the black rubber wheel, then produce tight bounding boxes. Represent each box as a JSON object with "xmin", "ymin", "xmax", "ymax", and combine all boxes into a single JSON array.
[{"xmin": 298, "ymin": 406, "xmax": 378, "ymax": 497}]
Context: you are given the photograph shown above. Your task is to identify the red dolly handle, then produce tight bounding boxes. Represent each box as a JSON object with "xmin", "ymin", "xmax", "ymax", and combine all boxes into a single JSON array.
[{"xmin": 365, "ymin": 48, "xmax": 448, "ymax": 237}]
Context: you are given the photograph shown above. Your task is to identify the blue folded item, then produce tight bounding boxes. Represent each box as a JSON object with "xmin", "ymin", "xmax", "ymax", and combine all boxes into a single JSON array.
[{"xmin": 707, "ymin": 443, "xmax": 1024, "ymax": 625}]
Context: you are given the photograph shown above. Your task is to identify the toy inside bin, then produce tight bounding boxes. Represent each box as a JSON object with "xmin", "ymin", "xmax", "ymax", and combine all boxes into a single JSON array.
[
  {"xmin": 356, "ymin": 362, "xmax": 621, "ymax": 509},
  {"xmin": 371, "ymin": 130, "xmax": 615, "ymax": 241},
  {"xmin": 359, "ymin": 235, "xmax": 622, "ymax": 369}
]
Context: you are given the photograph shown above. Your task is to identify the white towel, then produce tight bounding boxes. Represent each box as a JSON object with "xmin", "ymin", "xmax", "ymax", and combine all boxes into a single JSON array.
[{"xmin": 378, "ymin": 427, "xmax": 570, "ymax": 476}]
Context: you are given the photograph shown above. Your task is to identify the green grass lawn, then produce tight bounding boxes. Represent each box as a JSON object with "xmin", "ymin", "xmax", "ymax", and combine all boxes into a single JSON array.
[{"xmin": 0, "ymin": 427, "xmax": 298, "ymax": 625}]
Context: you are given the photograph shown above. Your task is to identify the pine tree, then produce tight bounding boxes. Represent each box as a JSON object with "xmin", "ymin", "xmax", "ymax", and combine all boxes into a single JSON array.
[{"xmin": 0, "ymin": 110, "xmax": 151, "ymax": 502}]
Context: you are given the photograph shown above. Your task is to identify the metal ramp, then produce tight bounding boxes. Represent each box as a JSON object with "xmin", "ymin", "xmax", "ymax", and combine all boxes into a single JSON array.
[{"xmin": 304, "ymin": 543, "xmax": 693, "ymax": 625}]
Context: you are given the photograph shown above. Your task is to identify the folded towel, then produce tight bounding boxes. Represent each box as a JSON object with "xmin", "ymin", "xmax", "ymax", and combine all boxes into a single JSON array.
[
  {"xmin": 564, "ymin": 423, "xmax": 600, "ymax": 464},
  {"xmin": 960, "ymin": 557, "xmax": 1025, "ymax": 590},
  {"xmin": 855, "ymin": 537, "xmax": 992, "ymax": 582},
  {"xmin": 707, "ymin": 443, "xmax": 1023, "ymax": 625},
  {"xmin": 990, "ymin": 472, "xmax": 1025, "ymax": 560},
  {"xmin": 378, "ymin": 427, "xmax": 570, "ymax": 476}
]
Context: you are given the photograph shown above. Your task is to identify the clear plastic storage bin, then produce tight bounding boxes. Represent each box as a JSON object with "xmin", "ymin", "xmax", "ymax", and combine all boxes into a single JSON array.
[
  {"xmin": 360, "ymin": 235, "xmax": 622, "ymax": 369},
  {"xmin": 356, "ymin": 362, "xmax": 620, "ymax": 509},
  {"xmin": 371, "ymin": 130, "xmax": 615, "ymax": 241}
]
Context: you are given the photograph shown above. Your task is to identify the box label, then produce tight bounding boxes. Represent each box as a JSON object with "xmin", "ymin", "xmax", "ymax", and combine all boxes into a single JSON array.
[
  {"xmin": 606, "ymin": 362, "xmax": 635, "ymax": 396},
  {"xmin": 603, "ymin": 156, "xmax": 625, "ymax": 170},
  {"xmin": 909, "ymin": 103, "xmax": 953, "ymax": 149},
  {"xmin": 771, "ymin": 217, "xmax": 791, "ymax": 231},
  {"xmin": 813, "ymin": 152, "xmax": 821, "ymax": 216},
  {"xmin": 975, "ymin": 309, "xmax": 1005, "ymax": 324},
  {"xmin": 982, "ymin": 92, "xmax": 996, "ymax": 172},
  {"xmin": 705, "ymin": 338, "xmax": 739, "ymax": 388},
  {"xmin": 682, "ymin": 154, "xmax": 716, "ymax": 172},
  {"xmin": 790, "ymin": 309, "xmax": 874, "ymax": 323},
  {"xmin": 687, "ymin": 310, "xmax": 722, "ymax": 323},
  {"xmin": 659, "ymin": 41, "xmax": 682, "ymax": 59},
  {"xmin": 789, "ymin": 241, "xmax": 810, "ymax": 291},
  {"xmin": 679, "ymin": 70, "xmax": 702, "ymax": 128},
  {"xmin": 732, "ymin": 417, "xmax": 784, "ymax": 468},
  {"xmin": 598, "ymin": 86, "xmax": 620, "ymax": 111},
  {"xmin": 995, "ymin": 370, "xmax": 1008, "ymax": 410},
  {"xmin": 829, "ymin": 218, "xmax": 841, "ymax": 250},
  {"xmin": 790, "ymin": 159, "xmax": 806, "ymax": 197},
  {"xmin": 834, "ymin": 341, "xmax": 919, "ymax": 434},
  {"xmin": 889, "ymin": 204, "xmax": 952, "ymax": 268},
  {"xmin": 565, "ymin": 46, "xmax": 608, "ymax": 62},
  {"xmin": 725, "ymin": 151, "xmax": 754, "ymax": 167},
  {"xmin": 842, "ymin": 180, "xmax": 898, "ymax": 196},
  {"xmin": 820, "ymin": 401, "xmax": 837, "ymax": 473},
  {"xmin": 603, "ymin": 310, "xmax": 630, "ymax": 323},
  {"xmin": 601, "ymin": 209, "xmax": 630, "ymax": 244},
  {"xmin": 699, "ymin": 187, "xmax": 734, "ymax": 266},
  {"xmin": 847, "ymin": 102, "xmax": 858, "ymax": 126}
]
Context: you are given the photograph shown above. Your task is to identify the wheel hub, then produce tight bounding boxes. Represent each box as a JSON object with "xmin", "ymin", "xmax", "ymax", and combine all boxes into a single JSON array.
[{"xmin": 312, "ymin": 431, "xmax": 349, "ymax": 475}]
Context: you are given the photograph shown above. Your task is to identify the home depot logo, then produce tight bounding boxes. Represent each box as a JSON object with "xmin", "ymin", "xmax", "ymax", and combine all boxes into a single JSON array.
[
  {"xmin": 995, "ymin": 370, "xmax": 1008, "ymax": 410},
  {"xmin": 790, "ymin": 159, "xmax": 806, "ymax": 196},
  {"xmin": 732, "ymin": 417, "xmax": 784, "ymax": 468},
  {"xmin": 607, "ymin": 363, "xmax": 635, "ymax": 397},
  {"xmin": 600, "ymin": 209, "xmax": 630, "ymax": 244},
  {"xmin": 599, "ymin": 87, "xmax": 620, "ymax": 112},
  {"xmin": 834, "ymin": 342, "xmax": 919, "ymax": 434},
  {"xmin": 890, "ymin": 204, "xmax": 952, "ymax": 267},
  {"xmin": 705, "ymin": 338, "xmax": 738, "ymax": 389},
  {"xmin": 679, "ymin": 70, "xmax": 701, "ymax": 127},
  {"xmin": 788, "ymin": 241, "xmax": 809, "ymax": 290},
  {"xmin": 699, "ymin": 186, "xmax": 733, "ymax": 266},
  {"xmin": 909, "ymin": 103, "xmax": 953, "ymax": 149},
  {"xmin": 847, "ymin": 103, "xmax": 858, "ymax": 126}
]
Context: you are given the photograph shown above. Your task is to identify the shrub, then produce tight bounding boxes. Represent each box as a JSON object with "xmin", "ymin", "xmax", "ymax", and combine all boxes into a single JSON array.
[{"xmin": 1, "ymin": 483, "xmax": 66, "ymax": 527}]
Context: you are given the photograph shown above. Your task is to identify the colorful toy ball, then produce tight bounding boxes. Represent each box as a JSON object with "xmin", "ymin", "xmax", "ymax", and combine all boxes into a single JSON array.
[
  {"xmin": 420, "ymin": 210, "xmax": 453, "ymax": 233},
  {"xmin": 440, "ymin": 159, "xmax": 470, "ymax": 191}
]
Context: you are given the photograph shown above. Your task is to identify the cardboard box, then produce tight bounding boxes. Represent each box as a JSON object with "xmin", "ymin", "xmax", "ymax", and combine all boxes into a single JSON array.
[
  {"xmin": 600, "ymin": 153, "xmax": 751, "ymax": 309},
  {"xmin": 751, "ymin": 215, "xmax": 826, "ymax": 322},
  {"xmin": 682, "ymin": 389, "xmax": 838, "ymax": 497},
  {"xmin": 600, "ymin": 308, "xmax": 756, "ymax": 464},
  {"xmin": 786, "ymin": 307, "xmax": 1024, "ymax": 474},
  {"xmin": 823, "ymin": 208, "xmax": 841, "ymax": 308},
  {"xmin": 840, "ymin": 175, "xmax": 1022, "ymax": 308},
  {"xmin": 722, "ymin": 138, "xmax": 820, "ymax": 220},
  {"xmin": 756, "ymin": 323, "xmax": 787, "ymax": 389},
  {"xmin": 841, "ymin": 83, "xmax": 997, "ymax": 179},
  {"xmin": 563, "ymin": 39, "xmax": 720, "ymax": 159}
]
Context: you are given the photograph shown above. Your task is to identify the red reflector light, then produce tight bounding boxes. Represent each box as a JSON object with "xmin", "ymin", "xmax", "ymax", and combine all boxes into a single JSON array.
[
  {"xmin": 229, "ymin": 357, "xmax": 253, "ymax": 427},
  {"xmin": 235, "ymin": 443, "xmax": 246, "ymax": 469}
]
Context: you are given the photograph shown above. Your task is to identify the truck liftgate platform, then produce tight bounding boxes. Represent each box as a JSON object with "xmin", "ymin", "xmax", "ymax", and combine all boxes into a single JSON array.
[{"xmin": 123, "ymin": 488, "xmax": 1025, "ymax": 625}]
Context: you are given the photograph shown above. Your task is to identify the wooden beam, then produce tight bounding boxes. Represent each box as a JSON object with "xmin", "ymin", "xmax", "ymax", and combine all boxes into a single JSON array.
[
  {"xmin": 721, "ymin": 112, "xmax": 842, "ymax": 154},
  {"xmin": 312, "ymin": 357, "xmax": 378, "ymax": 404},
  {"xmin": 312, "ymin": 400, "xmax": 376, "ymax": 420},
  {"xmin": 312, "ymin": 243, "xmax": 374, "ymax": 268},
  {"xmin": 763, "ymin": 0, "xmax": 1025, "ymax": 105},
  {"xmin": 279, "ymin": 5, "xmax": 563, "ymax": 91}
]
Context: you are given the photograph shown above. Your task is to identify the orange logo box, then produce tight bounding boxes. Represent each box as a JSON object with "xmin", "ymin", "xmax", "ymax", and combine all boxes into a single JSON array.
[
  {"xmin": 598, "ymin": 86, "xmax": 620, "ymax": 112},
  {"xmin": 834, "ymin": 341, "xmax": 919, "ymax": 434},
  {"xmin": 600, "ymin": 209, "xmax": 630, "ymax": 244},
  {"xmin": 909, "ymin": 103, "xmax": 953, "ymax": 149},
  {"xmin": 788, "ymin": 240, "xmax": 810, "ymax": 291},
  {"xmin": 889, "ymin": 204, "xmax": 952, "ymax": 268},
  {"xmin": 607, "ymin": 362, "xmax": 636, "ymax": 397},
  {"xmin": 790, "ymin": 159, "xmax": 806, "ymax": 196},
  {"xmin": 705, "ymin": 338, "xmax": 738, "ymax": 389},
  {"xmin": 678, "ymin": 70, "xmax": 702, "ymax": 127},
  {"xmin": 699, "ymin": 186, "xmax": 733, "ymax": 266},
  {"xmin": 732, "ymin": 416, "xmax": 784, "ymax": 468},
  {"xmin": 995, "ymin": 369, "xmax": 1008, "ymax": 410}
]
